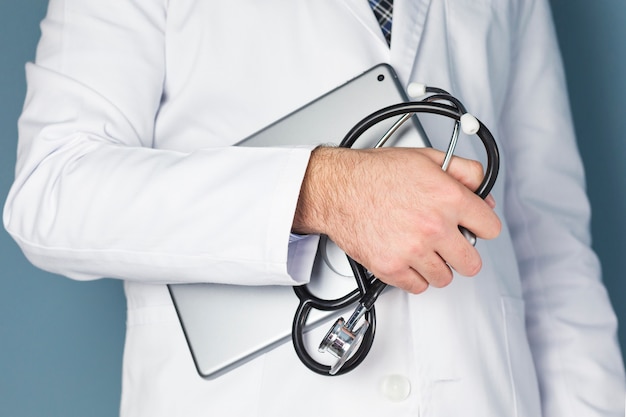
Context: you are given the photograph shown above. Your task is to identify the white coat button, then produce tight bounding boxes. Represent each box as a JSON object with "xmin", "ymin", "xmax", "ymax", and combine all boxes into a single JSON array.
[{"xmin": 380, "ymin": 374, "xmax": 411, "ymax": 402}]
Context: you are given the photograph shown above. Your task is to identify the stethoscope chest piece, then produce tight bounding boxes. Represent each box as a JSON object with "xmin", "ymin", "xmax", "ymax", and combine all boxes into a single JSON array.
[{"xmin": 319, "ymin": 316, "xmax": 370, "ymax": 375}]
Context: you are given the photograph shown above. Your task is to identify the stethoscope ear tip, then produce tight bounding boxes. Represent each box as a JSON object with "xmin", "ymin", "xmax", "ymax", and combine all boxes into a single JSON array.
[
  {"xmin": 461, "ymin": 113, "xmax": 480, "ymax": 135},
  {"xmin": 407, "ymin": 82, "xmax": 426, "ymax": 98}
]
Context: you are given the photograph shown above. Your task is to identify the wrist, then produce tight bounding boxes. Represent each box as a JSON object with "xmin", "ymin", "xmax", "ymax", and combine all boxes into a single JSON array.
[{"xmin": 292, "ymin": 146, "xmax": 348, "ymax": 235}]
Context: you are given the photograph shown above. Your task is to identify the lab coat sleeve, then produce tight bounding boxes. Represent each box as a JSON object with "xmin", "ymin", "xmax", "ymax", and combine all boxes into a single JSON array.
[
  {"xmin": 2, "ymin": 0, "xmax": 317, "ymax": 286},
  {"xmin": 501, "ymin": 0, "xmax": 625, "ymax": 414}
]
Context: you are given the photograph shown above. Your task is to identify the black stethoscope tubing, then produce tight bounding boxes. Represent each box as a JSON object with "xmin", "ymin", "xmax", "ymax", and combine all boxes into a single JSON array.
[
  {"xmin": 341, "ymin": 101, "xmax": 499, "ymax": 199},
  {"xmin": 292, "ymin": 97, "xmax": 500, "ymax": 376}
]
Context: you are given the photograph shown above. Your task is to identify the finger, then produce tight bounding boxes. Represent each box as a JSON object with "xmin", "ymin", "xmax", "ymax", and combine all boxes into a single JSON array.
[
  {"xmin": 436, "ymin": 229, "xmax": 483, "ymax": 277},
  {"xmin": 376, "ymin": 265, "xmax": 431, "ymax": 294},
  {"xmin": 458, "ymin": 193, "xmax": 502, "ymax": 240},
  {"xmin": 484, "ymin": 193, "xmax": 496, "ymax": 209},
  {"xmin": 443, "ymin": 156, "xmax": 485, "ymax": 193},
  {"xmin": 406, "ymin": 252, "xmax": 454, "ymax": 290},
  {"xmin": 418, "ymin": 148, "xmax": 485, "ymax": 193}
]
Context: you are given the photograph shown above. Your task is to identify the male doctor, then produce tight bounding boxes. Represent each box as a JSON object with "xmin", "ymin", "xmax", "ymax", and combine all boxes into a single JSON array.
[{"xmin": 4, "ymin": 0, "xmax": 625, "ymax": 416}]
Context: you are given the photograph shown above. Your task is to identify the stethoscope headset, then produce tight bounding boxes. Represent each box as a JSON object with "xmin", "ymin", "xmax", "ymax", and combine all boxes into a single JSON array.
[{"xmin": 291, "ymin": 83, "xmax": 500, "ymax": 376}]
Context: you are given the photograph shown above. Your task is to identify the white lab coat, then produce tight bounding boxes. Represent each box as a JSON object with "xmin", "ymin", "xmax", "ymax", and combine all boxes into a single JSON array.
[{"xmin": 4, "ymin": 0, "xmax": 625, "ymax": 416}]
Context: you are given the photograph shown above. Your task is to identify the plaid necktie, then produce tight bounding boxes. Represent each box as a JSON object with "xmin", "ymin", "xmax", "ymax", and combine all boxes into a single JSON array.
[{"xmin": 368, "ymin": 0, "xmax": 393, "ymax": 46}]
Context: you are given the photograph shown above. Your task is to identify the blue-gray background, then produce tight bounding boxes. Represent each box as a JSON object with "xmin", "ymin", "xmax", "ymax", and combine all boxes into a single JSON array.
[{"xmin": 1, "ymin": 1, "xmax": 624, "ymax": 415}]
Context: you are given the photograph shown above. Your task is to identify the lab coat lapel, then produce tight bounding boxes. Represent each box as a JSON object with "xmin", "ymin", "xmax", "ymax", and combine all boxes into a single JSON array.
[
  {"xmin": 339, "ymin": 0, "xmax": 391, "ymax": 48},
  {"xmin": 339, "ymin": 0, "xmax": 432, "ymax": 84},
  {"xmin": 391, "ymin": 0, "xmax": 433, "ymax": 84}
]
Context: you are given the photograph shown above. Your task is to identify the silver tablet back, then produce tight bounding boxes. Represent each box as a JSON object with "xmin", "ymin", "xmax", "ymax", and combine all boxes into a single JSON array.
[{"xmin": 168, "ymin": 64, "xmax": 430, "ymax": 379}]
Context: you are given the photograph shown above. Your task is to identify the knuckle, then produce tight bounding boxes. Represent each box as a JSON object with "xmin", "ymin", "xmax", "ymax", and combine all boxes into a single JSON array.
[
  {"xmin": 462, "ymin": 253, "xmax": 483, "ymax": 277},
  {"xmin": 489, "ymin": 215, "xmax": 503, "ymax": 237},
  {"xmin": 468, "ymin": 159, "xmax": 485, "ymax": 181},
  {"xmin": 430, "ymin": 268, "xmax": 454, "ymax": 288},
  {"xmin": 414, "ymin": 217, "xmax": 447, "ymax": 242},
  {"xmin": 420, "ymin": 257, "xmax": 452, "ymax": 288},
  {"xmin": 443, "ymin": 181, "xmax": 469, "ymax": 207},
  {"xmin": 408, "ymin": 279, "xmax": 429, "ymax": 294},
  {"xmin": 374, "ymin": 258, "xmax": 405, "ymax": 279}
]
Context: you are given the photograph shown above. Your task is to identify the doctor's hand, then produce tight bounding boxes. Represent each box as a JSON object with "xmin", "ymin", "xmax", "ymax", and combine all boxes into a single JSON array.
[{"xmin": 292, "ymin": 146, "xmax": 501, "ymax": 294}]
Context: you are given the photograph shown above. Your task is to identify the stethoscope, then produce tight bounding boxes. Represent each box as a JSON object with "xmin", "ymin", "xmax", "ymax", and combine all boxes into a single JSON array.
[{"xmin": 291, "ymin": 83, "xmax": 500, "ymax": 376}]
